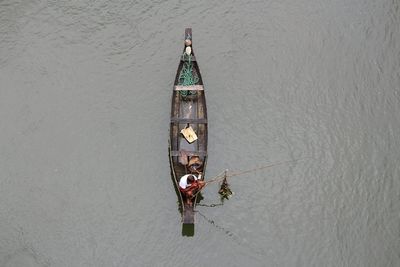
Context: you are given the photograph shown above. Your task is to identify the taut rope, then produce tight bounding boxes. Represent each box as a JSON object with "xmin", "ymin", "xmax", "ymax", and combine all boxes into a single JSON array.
[{"xmin": 205, "ymin": 157, "xmax": 311, "ymax": 186}]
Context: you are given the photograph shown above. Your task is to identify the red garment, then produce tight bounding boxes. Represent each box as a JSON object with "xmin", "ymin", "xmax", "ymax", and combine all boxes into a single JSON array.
[{"xmin": 180, "ymin": 181, "xmax": 200, "ymax": 198}]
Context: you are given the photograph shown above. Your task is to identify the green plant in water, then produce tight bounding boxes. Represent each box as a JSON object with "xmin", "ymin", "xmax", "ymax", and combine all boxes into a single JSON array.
[{"xmin": 218, "ymin": 177, "xmax": 233, "ymax": 200}]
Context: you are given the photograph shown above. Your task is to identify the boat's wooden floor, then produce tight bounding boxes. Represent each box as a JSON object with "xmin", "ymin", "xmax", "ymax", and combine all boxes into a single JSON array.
[
  {"xmin": 170, "ymin": 91, "xmax": 207, "ymax": 224},
  {"xmin": 173, "ymin": 96, "xmax": 206, "ymax": 176}
]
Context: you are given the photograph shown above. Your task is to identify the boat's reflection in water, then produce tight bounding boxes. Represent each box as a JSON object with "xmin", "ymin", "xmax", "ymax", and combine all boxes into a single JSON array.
[
  {"xmin": 172, "ymin": 187, "xmax": 204, "ymax": 237},
  {"xmin": 182, "ymin": 224, "xmax": 195, "ymax": 236}
]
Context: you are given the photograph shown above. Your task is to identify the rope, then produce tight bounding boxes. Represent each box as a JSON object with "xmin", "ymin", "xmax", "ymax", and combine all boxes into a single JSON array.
[
  {"xmin": 196, "ymin": 203, "xmax": 223, "ymax": 207},
  {"xmin": 193, "ymin": 158, "xmax": 310, "ymax": 199},
  {"xmin": 204, "ymin": 157, "xmax": 311, "ymax": 186}
]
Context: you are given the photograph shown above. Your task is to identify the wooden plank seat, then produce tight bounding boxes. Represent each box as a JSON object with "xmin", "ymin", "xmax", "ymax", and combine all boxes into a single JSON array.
[
  {"xmin": 170, "ymin": 118, "xmax": 207, "ymax": 124},
  {"xmin": 174, "ymin": 85, "xmax": 204, "ymax": 91},
  {"xmin": 170, "ymin": 150, "xmax": 207, "ymax": 157}
]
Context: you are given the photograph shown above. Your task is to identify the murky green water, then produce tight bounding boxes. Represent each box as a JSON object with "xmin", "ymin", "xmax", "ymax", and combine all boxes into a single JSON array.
[{"xmin": 1, "ymin": 0, "xmax": 399, "ymax": 266}]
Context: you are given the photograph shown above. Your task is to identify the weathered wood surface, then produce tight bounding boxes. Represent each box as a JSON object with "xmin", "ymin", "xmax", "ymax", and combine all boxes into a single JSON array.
[
  {"xmin": 170, "ymin": 118, "xmax": 207, "ymax": 124},
  {"xmin": 170, "ymin": 150, "xmax": 207, "ymax": 157},
  {"xmin": 174, "ymin": 85, "xmax": 204, "ymax": 91},
  {"xmin": 169, "ymin": 28, "xmax": 207, "ymax": 225}
]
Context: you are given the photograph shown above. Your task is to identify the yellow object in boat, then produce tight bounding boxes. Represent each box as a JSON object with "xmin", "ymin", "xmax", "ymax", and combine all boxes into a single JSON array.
[{"xmin": 180, "ymin": 126, "xmax": 197, "ymax": 143}]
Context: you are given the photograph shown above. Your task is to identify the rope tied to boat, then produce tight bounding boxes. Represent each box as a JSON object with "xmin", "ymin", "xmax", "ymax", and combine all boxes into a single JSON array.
[{"xmin": 194, "ymin": 157, "xmax": 312, "ymax": 200}]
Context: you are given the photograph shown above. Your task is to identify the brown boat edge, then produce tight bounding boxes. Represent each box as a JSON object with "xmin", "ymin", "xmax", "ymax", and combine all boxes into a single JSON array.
[{"xmin": 169, "ymin": 28, "xmax": 208, "ymax": 225}]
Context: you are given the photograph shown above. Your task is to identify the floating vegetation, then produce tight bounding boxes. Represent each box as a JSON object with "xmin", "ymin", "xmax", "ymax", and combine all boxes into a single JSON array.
[
  {"xmin": 218, "ymin": 174, "xmax": 233, "ymax": 200},
  {"xmin": 201, "ymin": 158, "xmax": 310, "ymax": 203}
]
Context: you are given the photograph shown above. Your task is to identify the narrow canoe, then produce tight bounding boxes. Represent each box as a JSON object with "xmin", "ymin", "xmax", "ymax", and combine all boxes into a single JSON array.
[{"xmin": 169, "ymin": 28, "xmax": 208, "ymax": 224}]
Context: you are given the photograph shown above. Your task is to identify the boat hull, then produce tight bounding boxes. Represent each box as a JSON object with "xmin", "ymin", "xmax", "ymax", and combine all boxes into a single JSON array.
[{"xmin": 169, "ymin": 28, "xmax": 208, "ymax": 224}]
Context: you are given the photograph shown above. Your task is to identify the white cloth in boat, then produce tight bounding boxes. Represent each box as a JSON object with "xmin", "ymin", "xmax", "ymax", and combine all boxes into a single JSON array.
[{"xmin": 179, "ymin": 174, "xmax": 202, "ymax": 189}]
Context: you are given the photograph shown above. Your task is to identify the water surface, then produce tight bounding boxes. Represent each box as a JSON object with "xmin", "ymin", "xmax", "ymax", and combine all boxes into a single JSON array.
[{"xmin": 1, "ymin": 0, "xmax": 399, "ymax": 266}]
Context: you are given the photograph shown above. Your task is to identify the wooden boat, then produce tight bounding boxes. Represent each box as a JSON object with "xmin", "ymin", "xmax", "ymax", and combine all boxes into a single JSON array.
[{"xmin": 169, "ymin": 28, "xmax": 208, "ymax": 224}]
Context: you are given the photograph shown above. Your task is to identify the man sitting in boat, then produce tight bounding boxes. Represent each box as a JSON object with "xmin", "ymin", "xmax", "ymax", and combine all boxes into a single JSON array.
[{"xmin": 179, "ymin": 174, "xmax": 205, "ymax": 205}]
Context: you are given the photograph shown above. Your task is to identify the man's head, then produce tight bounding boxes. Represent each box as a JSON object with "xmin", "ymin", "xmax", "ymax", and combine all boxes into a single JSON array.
[{"xmin": 187, "ymin": 175, "xmax": 195, "ymax": 184}]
